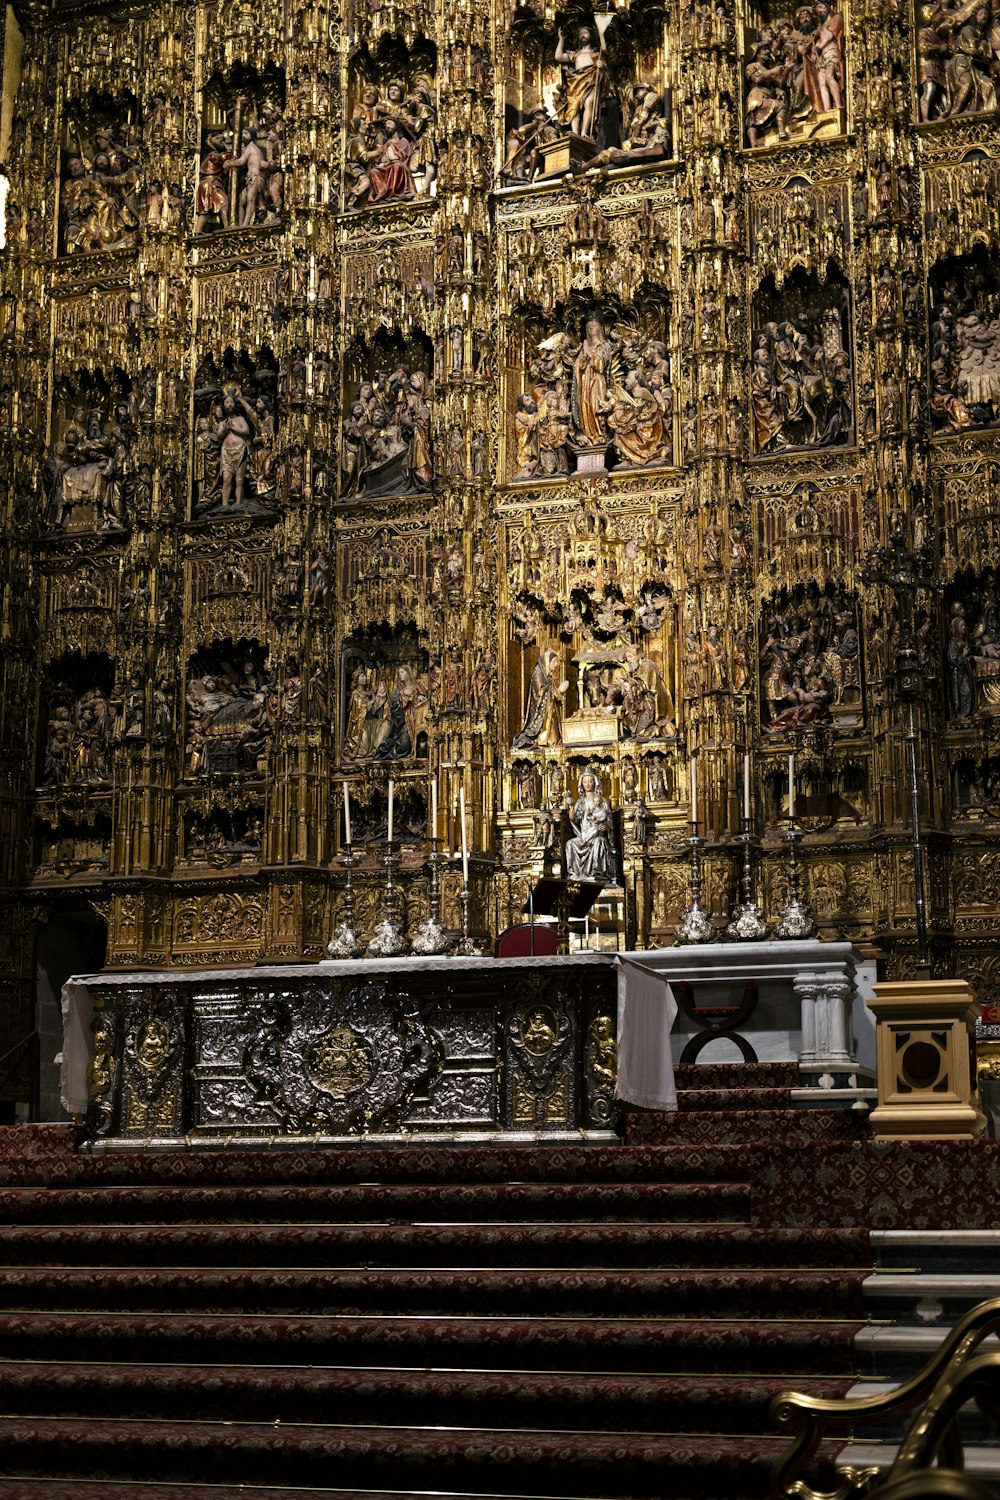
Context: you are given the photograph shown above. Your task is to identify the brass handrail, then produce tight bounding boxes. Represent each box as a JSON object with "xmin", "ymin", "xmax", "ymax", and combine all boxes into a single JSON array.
[{"xmin": 770, "ymin": 1296, "xmax": 1000, "ymax": 1500}]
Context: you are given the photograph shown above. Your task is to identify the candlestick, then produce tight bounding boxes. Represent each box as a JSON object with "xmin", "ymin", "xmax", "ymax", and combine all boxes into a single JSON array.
[
  {"xmin": 326, "ymin": 843, "xmax": 364, "ymax": 959},
  {"xmin": 367, "ymin": 840, "xmax": 408, "ymax": 957},
  {"xmin": 775, "ymin": 798, "xmax": 816, "ymax": 941},
  {"xmin": 743, "ymin": 754, "xmax": 751, "ymax": 822},
  {"xmin": 412, "ymin": 839, "xmax": 450, "ymax": 955},
  {"xmin": 459, "ymin": 786, "xmax": 469, "ymax": 884},
  {"xmin": 387, "ymin": 778, "xmax": 394, "ymax": 843},
  {"xmin": 343, "ymin": 786, "xmax": 352, "ymax": 846},
  {"xmin": 690, "ymin": 757, "xmax": 698, "ymax": 831},
  {"xmin": 675, "ymin": 824, "xmax": 713, "ymax": 945},
  {"xmin": 726, "ymin": 818, "xmax": 769, "ymax": 942},
  {"xmin": 431, "ymin": 779, "xmax": 438, "ymax": 841},
  {"xmin": 452, "ymin": 875, "xmax": 485, "ymax": 957}
]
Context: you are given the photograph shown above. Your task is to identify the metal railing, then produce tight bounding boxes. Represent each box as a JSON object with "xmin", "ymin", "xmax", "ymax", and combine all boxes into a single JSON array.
[{"xmin": 771, "ymin": 1296, "xmax": 1000, "ymax": 1500}]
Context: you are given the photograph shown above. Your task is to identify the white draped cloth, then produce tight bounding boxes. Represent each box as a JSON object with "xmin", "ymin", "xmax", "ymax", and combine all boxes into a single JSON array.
[{"xmin": 615, "ymin": 957, "xmax": 677, "ymax": 1111}]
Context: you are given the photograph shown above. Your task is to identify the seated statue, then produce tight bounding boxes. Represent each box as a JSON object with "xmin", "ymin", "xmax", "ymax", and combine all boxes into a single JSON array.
[{"xmin": 565, "ymin": 766, "xmax": 617, "ymax": 886}]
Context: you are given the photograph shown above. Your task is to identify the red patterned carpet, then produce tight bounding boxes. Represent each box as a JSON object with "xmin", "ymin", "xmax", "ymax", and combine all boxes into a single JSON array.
[{"xmin": 0, "ymin": 1064, "xmax": 874, "ymax": 1498}]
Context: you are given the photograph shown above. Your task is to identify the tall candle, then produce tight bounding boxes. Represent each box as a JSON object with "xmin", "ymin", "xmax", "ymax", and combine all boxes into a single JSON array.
[
  {"xmin": 787, "ymin": 753, "xmax": 795, "ymax": 817},
  {"xmin": 431, "ymin": 779, "xmax": 438, "ymax": 841},
  {"xmin": 690, "ymin": 757, "xmax": 698, "ymax": 830},
  {"xmin": 459, "ymin": 786, "xmax": 469, "ymax": 883},
  {"xmin": 344, "ymin": 785, "xmax": 352, "ymax": 846},
  {"xmin": 387, "ymin": 778, "xmax": 394, "ymax": 843},
  {"xmin": 743, "ymin": 754, "xmax": 751, "ymax": 822}
]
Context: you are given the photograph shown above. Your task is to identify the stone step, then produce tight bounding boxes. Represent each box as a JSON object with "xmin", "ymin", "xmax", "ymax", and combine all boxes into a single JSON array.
[
  {"xmin": 863, "ymin": 1272, "xmax": 1000, "ymax": 1324},
  {"xmin": 872, "ymin": 1231, "xmax": 1000, "ymax": 1276}
]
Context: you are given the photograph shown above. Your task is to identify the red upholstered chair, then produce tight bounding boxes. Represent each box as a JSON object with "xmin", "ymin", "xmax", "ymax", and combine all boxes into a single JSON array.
[{"xmin": 495, "ymin": 923, "xmax": 559, "ymax": 958}]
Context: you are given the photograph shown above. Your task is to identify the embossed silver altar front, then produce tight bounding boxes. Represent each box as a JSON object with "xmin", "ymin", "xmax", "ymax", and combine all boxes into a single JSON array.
[{"xmin": 77, "ymin": 955, "xmax": 619, "ymax": 1149}]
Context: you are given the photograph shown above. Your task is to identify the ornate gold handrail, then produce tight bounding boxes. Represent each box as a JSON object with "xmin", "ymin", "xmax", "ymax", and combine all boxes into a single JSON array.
[{"xmin": 770, "ymin": 1296, "xmax": 1000, "ymax": 1500}]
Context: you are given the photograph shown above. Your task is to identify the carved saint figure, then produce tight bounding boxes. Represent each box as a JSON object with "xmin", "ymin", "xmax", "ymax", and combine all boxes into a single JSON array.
[
  {"xmin": 565, "ymin": 767, "xmax": 617, "ymax": 886},
  {"xmin": 554, "ymin": 23, "xmax": 608, "ymax": 139},
  {"xmin": 513, "ymin": 649, "xmax": 568, "ymax": 749}
]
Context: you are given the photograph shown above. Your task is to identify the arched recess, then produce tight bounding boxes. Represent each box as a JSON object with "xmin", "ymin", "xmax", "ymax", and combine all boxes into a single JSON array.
[{"xmin": 34, "ymin": 905, "xmax": 108, "ymax": 1121}]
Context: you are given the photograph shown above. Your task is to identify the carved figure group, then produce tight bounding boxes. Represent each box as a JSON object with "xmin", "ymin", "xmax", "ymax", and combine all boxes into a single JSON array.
[
  {"xmin": 345, "ymin": 75, "xmax": 437, "ymax": 210},
  {"xmin": 761, "ymin": 598, "xmax": 860, "ymax": 727},
  {"xmin": 195, "ymin": 102, "xmax": 284, "ymax": 235},
  {"xmin": 947, "ymin": 590, "xmax": 1000, "ymax": 719},
  {"xmin": 186, "ymin": 655, "xmax": 272, "ymax": 775},
  {"xmin": 751, "ymin": 305, "xmax": 853, "ymax": 453},
  {"xmin": 41, "ymin": 684, "xmax": 116, "ymax": 786},
  {"xmin": 743, "ymin": 4, "xmax": 845, "ymax": 149},
  {"xmin": 918, "ymin": 0, "xmax": 1000, "ymax": 120},
  {"xmin": 60, "ymin": 124, "xmax": 140, "ymax": 253},
  {"xmin": 515, "ymin": 318, "xmax": 673, "ymax": 478},
  {"xmin": 930, "ymin": 269, "xmax": 1000, "ymax": 433},
  {"xmin": 342, "ymin": 660, "xmax": 430, "ymax": 762},
  {"xmin": 341, "ymin": 364, "xmax": 433, "ymax": 498},
  {"xmin": 43, "ymin": 403, "xmax": 131, "ymax": 531},
  {"xmin": 194, "ymin": 381, "xmax": 278, "ymax": 514}
]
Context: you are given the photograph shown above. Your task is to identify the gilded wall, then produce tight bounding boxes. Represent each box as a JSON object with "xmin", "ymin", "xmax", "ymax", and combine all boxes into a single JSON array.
[{"xmin": 2, "ymin": 0, "xmax": 1000, "ymax": 1065}]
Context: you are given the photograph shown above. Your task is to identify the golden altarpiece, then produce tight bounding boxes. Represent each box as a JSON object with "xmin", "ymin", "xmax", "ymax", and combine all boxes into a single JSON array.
[{"xmin": 2, "ymin": 0, "xmax": 1000, "ymax": 1101}]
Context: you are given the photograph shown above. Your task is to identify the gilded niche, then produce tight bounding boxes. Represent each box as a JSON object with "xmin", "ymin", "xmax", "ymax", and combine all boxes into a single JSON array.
[
  {"xmin": 341, "ymin": 333, "xmax": 434, "ymax": 499},
  {"xmin": 192, "ymin": 353, "xmax": 279, "ymax": 517},
  {"xmin": 344, "ymin": 38, "xmax": 438, "ymax": 210},
  {"xmin": 929, "ymin": 251, "xmax": 1000, "ymax": 435},
  {"xmin": 44, "ymin": 374, "xmax": 134, "ymax": 533},
  {"xmin": 195, "ymin": 67, "xmax": 285, "ymax": 235},
  {"xmin": 59, "ymin": 93, "xmax": 141, "ymax": 255},
  {"xmin": 342, "ymin": 625, "xmax": 431, "ymax": 764},
  {"xmin": 512, "ymin": 304, "xmax": 674, "ymax": 480},
  {"xmin": 501, "ymin": 5, "xmax": 670, "ymax": 183},
  {"xmin": 742, "ymin": 0, "xmax": 846, "ymax": 148},
  {"xmin": 750, "ymin": 271, "xmax": 853, "ymax": 454},
  {"xmin": 917, "ymin": 0, "xmax": 1000, "ymax": 121}
]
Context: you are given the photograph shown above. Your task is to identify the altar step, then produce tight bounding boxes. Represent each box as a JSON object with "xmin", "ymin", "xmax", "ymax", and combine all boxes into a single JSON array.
[{"xmin": 0, "ymin": 1073, "xmax": 880, "ymax": 1498}]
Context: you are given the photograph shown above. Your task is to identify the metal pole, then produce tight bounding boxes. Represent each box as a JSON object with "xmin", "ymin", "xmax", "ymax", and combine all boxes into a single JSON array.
[{"xmin": 905, "ymin": 700, "xmax": 930, "ymax": 980}]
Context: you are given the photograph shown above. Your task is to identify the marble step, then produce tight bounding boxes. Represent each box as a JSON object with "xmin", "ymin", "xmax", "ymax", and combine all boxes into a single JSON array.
[
  {"xmin": 863, "ymin": 1272, "xmax": 1000, "ymax": 1324},
  {"xmin": 872, "ymin": 1231, "xmax": 1000, "ymax": 1276}
]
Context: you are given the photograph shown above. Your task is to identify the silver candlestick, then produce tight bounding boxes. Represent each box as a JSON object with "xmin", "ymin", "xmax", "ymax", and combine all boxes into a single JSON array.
[
  {"xmin": 411, "ymin": 841, "xmax": 451, "ymax": 956},
  {"xmin": 452, "ymin": 879, "xmax": 485, "ymax": 957},
  {"xmin": 726, "ymin": 820, "xmax": 769, "ymax": 942},
  {"xmin": 327, "ymin": 843, "xmax": 364, "ymax": 959},
  {"xmin": 775, "ymin": 821, "xmax": 816, "ymax": 940},
  {"xmin": 367, "ymin": 842, "xmax": 409, "ymax": 957},
  {"xmin": 675, "ymin": 828, "xmax": 713, "ymax": 945}
]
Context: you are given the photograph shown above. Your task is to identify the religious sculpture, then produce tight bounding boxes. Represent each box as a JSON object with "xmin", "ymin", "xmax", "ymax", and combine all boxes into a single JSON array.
[
  {"xmin": 194, "ymin": 96, "xmax": 284, "ymax": 235},
  {"xmin": 564, "ymin": 767, "xmax": 617, "ymax": 886},
  {"xmin": 917, "ymin": 1, "xmax": 999, "ymax": 119},
  {"xmin": 185, "ymin": 650, "xmax": 272, "ymax": 775},
  {"xmin": 945, "ymin": 600, "xmax": 978, "ymax": 718},
  {"xmin": 41, "ymin": 680, "xmax": 116, "ymax": 786},
  {"xmin": 760, "ymin": 596, "xmax": 861, "ymax": 727},
  {"xmin": 515, "ymin": 315, "xmax": 672, "ymax": 478},
  {"xmin": 342, "ymin": 638, "xmax": 431, "ymax": 764},
  {"xmin": 345, "ymin": 73, "xmax": 438, "ymax": 210},
  {"xmin": 43, "ymin": 401, "xmax": 131, "ymax": 531},
  {"xmin": 743, "ymin": 4, "xmax": 846, "ymax": 149},
  {"xmin": 513, "ymin": 650, "xmax": 569, "ymax": 749},
  {"xmin": 929, "ymin": 264, "xmax": 1000, "ymax": 433},
  {"xmin": 193, "ymin": 365, "xmax": 278, "ymax": 515},
  {"xmin": 60, "ymin": 118, "xmax": 141, "ymax": 254},
  {"xmin": 751, "ymin": 296, "xmax": 853, "ymax": 453},
  {"xmin": 341, "ymin": 363, "xmax": 433, "ymax": 498}
]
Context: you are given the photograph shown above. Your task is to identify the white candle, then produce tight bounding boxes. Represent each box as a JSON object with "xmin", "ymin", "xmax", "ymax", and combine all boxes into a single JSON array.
[
  {"xmin": 344, "ymin": 785, "xmax": 352, "ymax": 846},
  {"xmin": 459, "ymin": 786, "xmax": 469, "ymax": 883},
  {"xmin": 431, "ymin": 779, "xmax": 438, "ymax": 841},
  {"xmin": 690, "ymin": 757, "xmax": 697, "ymax": 830},
  {"xmin": 387, "ymin": 778, "xmax": 394, "ymax": 843},
  {"xmin": 743, "ymin": 754, "xmax": 751, "ymax": 822},
  {"xmin": 788, "ymin": 753, "xmax": 795, "ymax": 817}
]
